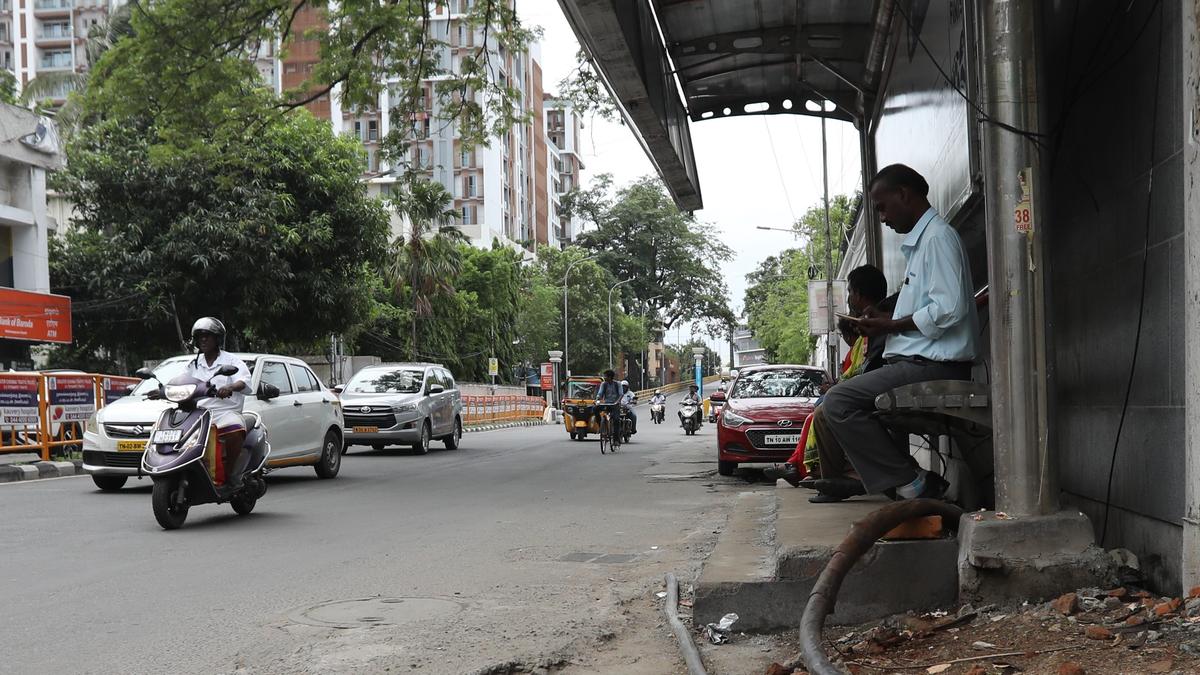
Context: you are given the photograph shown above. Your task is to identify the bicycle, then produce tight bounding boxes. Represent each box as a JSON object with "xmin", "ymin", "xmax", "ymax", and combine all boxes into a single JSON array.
[{"xmin": 597, "ymin": 403, "xmax": 622, "ymax": 454}]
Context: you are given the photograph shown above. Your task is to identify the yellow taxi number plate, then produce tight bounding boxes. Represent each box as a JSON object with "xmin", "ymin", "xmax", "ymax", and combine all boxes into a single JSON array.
[
  {"xmin": 352, "ymin": 426, "xmax": 379, "ymax": 433},
  {"xmin": 116, "ymin": 440, "xmax": 145, "ymax": 452}
]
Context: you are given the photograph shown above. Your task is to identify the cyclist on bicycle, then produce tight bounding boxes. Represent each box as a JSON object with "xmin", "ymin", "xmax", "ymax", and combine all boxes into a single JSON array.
[
  {"xmin": 620, "ymin": 380, "xmax": 638, "ymax": 435},
  {"xmin": 594, "ymin": 370, "xmax": 623, "ymax": 436}
]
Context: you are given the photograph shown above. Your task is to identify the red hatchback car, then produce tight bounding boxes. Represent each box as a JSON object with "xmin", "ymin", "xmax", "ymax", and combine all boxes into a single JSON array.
[{"xmin": 715, "ymin": 365, "xmax": 828, "ymax": 476}]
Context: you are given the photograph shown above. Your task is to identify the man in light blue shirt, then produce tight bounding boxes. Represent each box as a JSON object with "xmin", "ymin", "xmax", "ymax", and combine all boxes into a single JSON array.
[{"xmin": 815, "ymin": 164, "xmax": 977, "ymax": 502}]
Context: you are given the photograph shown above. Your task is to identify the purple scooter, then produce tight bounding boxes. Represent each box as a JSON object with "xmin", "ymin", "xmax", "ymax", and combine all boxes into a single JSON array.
[{"xmin": 136, "ymin": 365, "xmax": 270, "ymax": 530}]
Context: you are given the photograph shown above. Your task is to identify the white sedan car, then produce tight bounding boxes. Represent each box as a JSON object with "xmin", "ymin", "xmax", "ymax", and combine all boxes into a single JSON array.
[{"xmin": 82, "ymin": 353, "xmax": 345, "ymax": 491}]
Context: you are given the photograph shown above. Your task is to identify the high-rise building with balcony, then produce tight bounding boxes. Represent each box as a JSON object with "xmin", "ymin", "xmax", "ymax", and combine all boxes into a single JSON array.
[
  {"xmin": 272, "ymin": 1, "xmax": 576, "ymax": 252},
  {"xmin": 544, "ymin": 96, "xmax": 585, "ymax": 245},
  {"xmin": 0, "ymin": 0, "xmax": 123, "ymax": 104}
]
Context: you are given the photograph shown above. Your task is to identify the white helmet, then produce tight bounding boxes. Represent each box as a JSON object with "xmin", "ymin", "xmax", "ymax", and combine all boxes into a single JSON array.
[
  {"xmin": 654, "ymin": 389, "xmax": 661, "ymax": 394},
  {"xmin": 620, "ymin": 380, "xmax": 629, "ymax": 387},
  {"xmin": 190, "ymin": 317, "xmax": 227, "ymax": 349}
]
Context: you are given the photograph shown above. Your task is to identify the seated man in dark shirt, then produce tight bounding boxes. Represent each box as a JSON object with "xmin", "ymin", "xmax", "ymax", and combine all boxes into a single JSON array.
[{"xmin": 765, "ymin": 264, "xmax": 890, "ymax": 492}]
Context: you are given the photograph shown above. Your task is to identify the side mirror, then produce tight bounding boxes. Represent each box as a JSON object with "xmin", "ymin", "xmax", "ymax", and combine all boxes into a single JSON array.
[
  {"xmin": 428, "ymin": 383, "xmax": 445, "ymax": 394},
  {"xmin": 257, "ymin": 383, "xmax": 281, "ymax": 400},
  {"xmin": 218, "ymin": 365, "xmax": 239, "ymax": 376},
  {"xmin": 332, "ymin": 385, "xmax": 344, "ymax": 395},
  {"xmin": 710, "ymin": 391, "xmax": 726, "ymax": 402},
  {"xmin": 135, "ymin": 367, "xmax": 154, "ymax": 380}
]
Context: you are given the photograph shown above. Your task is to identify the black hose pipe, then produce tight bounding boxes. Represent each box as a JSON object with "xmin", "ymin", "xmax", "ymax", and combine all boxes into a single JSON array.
[{"xmin": 797, "ymin": 499, "xmax": 965, "ymax": 675}]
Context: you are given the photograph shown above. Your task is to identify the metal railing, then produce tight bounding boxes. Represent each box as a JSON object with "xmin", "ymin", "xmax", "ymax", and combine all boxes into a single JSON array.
[{"xmin": 0, "ymin": 372, "xmax": 139, "ymax": 460}]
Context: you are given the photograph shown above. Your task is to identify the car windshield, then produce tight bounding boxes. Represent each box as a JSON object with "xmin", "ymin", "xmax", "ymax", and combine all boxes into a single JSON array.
[
  {"xmin": 347, "ymin": 368, "xmax": 425, "ymax": 394},
  {"xmin": 729, "ymin": 369, "xmax": 824, "ymax": 399},
  {"xmin": 131, "ymin": 359, "xmax": 191, "ymax": 395},
  {"xmin": 567, "ymin": 381, "xmax": 598, "ymax": 399}
]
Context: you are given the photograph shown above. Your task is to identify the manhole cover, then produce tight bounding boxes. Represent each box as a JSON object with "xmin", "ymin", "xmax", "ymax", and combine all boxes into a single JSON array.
[{"xmin": 290, "ymin": 597, "xmax": 463, "ymax": 629}]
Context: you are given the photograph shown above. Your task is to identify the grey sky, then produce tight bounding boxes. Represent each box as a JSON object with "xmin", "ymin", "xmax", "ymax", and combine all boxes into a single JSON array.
[{"xmin": 523, "ymin": 0, "xmax": 862, "ymax": 361}]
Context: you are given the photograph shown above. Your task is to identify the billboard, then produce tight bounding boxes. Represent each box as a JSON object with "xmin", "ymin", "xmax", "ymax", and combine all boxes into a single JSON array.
[
  {"xmin": 47, "ymin": 375, "xmax": 95, "ymax": 422},
  {"xmin": 0, "ymin": 374, "xmax": 39, "ymax": 425},
  {"xmin": 0, "ymin": 288, "xmax": 72, "ymax": 344},
  {"xmin": 540, "ymin": 363, "xmax": 554, "ymax": 390}
]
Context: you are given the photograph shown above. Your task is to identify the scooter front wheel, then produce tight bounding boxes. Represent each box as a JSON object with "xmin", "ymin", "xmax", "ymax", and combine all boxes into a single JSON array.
[
  {"xmin": 152, "ymin": 478, "xmax": 189, "ymax": 530},
  {"xmin": 230, "ymin": 493, "xmax": 257, "ymax": 515}
]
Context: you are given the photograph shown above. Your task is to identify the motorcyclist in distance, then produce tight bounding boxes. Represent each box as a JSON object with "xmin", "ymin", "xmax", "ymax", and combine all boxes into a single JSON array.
[{"xmin": 679, "ymin": 383, "xmax": 701, "ymax": 427}]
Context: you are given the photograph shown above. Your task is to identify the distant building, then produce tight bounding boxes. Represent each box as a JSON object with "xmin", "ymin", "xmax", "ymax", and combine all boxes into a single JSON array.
[
  {"xmin": 733, "ymin": 325, "xmax": 766, "ymax": 367},
  {"xmin": 270, "ymin": 1, "xmax": 575, "ymax": 252},
  {"xmin": 1, "ymin": 0, "xmax": 124, "ymax": 105}
]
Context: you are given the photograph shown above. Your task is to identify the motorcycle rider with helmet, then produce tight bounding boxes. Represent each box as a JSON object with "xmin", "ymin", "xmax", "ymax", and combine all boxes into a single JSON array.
[
  {"xmin": 679, "ymin": 383, "xmax": 701, "ymax": 428},
  {"xmin": 619, "ymin": 380, "xmax": 638, "ymax": 435},
  {"xmin": 154, "ymin": 318, "xmax": 253, "ymax": 488}
]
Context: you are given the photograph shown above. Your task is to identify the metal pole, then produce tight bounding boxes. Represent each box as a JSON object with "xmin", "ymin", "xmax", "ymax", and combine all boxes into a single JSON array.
[
  {"xmin": 821, "ymin": 114, "xmax": 837, "ymax": 382},
  {"xmin": 980, "ymin": 0, "xmax": 1054, "ymax": 516},
  {"xmin": 607, "ymin": 278, "xmax": 633, "ymax": 369}
]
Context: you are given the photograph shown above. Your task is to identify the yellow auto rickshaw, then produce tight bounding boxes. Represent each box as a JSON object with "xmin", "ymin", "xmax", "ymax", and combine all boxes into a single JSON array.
[{"xmin": 562, "ymin": 375, "xmax": 603, "ymax": 440}]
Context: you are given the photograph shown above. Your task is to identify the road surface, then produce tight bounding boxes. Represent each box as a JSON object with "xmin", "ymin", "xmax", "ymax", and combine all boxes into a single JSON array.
[{"xmin": 1, "ymin": 389, "xmax": 746, "ymax": 674}]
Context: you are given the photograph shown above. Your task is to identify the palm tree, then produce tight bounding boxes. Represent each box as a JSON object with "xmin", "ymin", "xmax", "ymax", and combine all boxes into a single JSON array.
[
  {"xmin": 21, "ymin": 3, "xmax": 133, "ymax": 136},
  {"xmin": 389, "ymin": 177, "xmax": 466, "ymax": 361}
]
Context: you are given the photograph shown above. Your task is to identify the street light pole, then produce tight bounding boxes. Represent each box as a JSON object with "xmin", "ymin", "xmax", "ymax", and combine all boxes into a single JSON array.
[
  {"xmin": 820, "ymin": 112, "xmax": 837, "ymax": 382},
  {"xmin": 562, "ymin": 253, "xmax": 597, "ymax": 379},
  {"xmin": 607, "ymin": 278, "xmax": 635, "ymax": 369}
]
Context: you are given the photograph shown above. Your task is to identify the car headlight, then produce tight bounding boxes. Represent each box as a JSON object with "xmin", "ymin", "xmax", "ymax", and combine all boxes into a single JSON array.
[
  {"xmin": 165, "ymin": 384, "xmax": 197, "ymax": 402},
  {"xmin": 85, "ymin": 412, "xmax": 99, "ymax": 434},
  {"xmin": 393, "ymin": 403, "xmax": 418, "ymax": 414},
  {"xmin": 722, "ymin": 410, "xmax": 753, "ymax": 427}
]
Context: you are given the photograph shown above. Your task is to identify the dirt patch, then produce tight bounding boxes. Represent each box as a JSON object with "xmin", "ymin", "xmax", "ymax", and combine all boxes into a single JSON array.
[{"xmin": 740, "ymin": 586, "xmax": 1200, "ymax": 675}]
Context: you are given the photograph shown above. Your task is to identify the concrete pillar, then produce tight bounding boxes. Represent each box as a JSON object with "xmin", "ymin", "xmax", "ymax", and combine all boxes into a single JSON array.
[
  {"xmin": 978, "ymin": 0, "xmax": 1055, "ymax": 517},
  {"xmin": 1180, "ymin": 0, "xmax": 1200, "ymax": 592}
]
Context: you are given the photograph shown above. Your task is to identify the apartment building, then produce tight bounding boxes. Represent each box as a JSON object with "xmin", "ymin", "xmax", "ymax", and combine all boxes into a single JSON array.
[
  {"xmin": 544, "ymin": 96, "xmax": 584, "ymax": 245},
  {"xmin": 275, "ymin": 2, "xmax": 578, "ymax": 251},
  {"xmin": 0, "ymin": 0, "xmax": 120, "ymax": 102}
]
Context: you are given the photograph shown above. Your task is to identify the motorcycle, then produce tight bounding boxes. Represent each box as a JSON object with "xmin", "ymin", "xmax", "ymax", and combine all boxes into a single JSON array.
[
  {"xmin": 137, "ymin": 365, "xmax": 271, "ymax": 530},
  {"xmin": 650, "ymin": 401, "xmax": 666, "ymax": 424},
  {"xmin": 708, "ymin": 389, "xmax": 727, "ymax": 423},
  {"xmin": 679, "ymin": 399, "xmax": 702, "ymax": 436}
]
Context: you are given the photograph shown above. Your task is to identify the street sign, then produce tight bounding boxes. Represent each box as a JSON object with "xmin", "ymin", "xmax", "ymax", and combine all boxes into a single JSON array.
[
  {"xmin": 808, "ymin": 280, "xmax": 848, "ymax": 335},
  {"xmin": 488, "ymin": 357, "xmax": 499, "ymax": 377},
  {"xmin": 540, "ymin": 363, "xmax": 554, "ymax": 390}
]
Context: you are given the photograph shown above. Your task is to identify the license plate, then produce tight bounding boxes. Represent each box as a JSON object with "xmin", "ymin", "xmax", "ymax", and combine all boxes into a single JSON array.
[
  {"xmin": 152, "ymin": 429, "xmax": 183, "ymax": 444},
  {"xmin": 763, "ymin": 434, "xmax": 801, "ymax": 446},
  {"xmin": 116, "ymin": 440, "xmax": 146, "ymax": 452},
  {"xmin": 352, "ymin": 426, "xmax": 379, "ymax": 433}
]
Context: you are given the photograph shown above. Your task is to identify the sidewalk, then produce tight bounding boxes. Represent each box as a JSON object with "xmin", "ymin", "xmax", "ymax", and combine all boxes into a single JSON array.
[{"xmin": 693, "ymin": 483, "xmax": 958, "ymax": 630}]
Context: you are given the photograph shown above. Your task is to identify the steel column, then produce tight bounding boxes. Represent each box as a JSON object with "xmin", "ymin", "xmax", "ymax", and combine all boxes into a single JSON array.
[{"xmin": 979, "ymin": 0, "xmax": 1055, "ymax": 516}]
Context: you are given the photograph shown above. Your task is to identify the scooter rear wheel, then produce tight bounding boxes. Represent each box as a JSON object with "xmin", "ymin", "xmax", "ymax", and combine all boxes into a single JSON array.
[{"xmin": 152, "ymin": 478, "xmax": 189, "ymax": 530}]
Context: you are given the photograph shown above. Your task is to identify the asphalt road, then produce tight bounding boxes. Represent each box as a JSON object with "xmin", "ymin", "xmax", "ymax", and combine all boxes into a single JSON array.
[{"xmin": 0, "ymin": 389, "xmax": 737, "ymax": 674}]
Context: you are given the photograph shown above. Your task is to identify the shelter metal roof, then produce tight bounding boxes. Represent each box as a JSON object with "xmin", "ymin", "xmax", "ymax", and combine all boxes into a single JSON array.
[{"xmin": 557, "ymin": 0, "xmax": 887, "ymax": 211}]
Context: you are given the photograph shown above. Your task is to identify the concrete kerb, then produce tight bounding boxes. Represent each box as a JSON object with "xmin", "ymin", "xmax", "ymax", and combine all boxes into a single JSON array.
[
  {"xmin": 464, "ymin": 420, "xmax": 550, "ymax": 433},
  {"xmin": 0, "ymin": 459, "xmax": 81, "ymax": 484}
]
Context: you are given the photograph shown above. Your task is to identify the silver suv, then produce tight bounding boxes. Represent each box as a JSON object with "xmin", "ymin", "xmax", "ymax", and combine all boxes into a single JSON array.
[{"xmin": 337, "ymin": 363, "xmax": 463, "ymax": 454}]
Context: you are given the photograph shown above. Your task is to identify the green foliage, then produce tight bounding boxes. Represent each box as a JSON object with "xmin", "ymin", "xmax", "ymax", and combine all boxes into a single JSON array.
[
  {"xmin": 49, "ymin": 111, "xmax": 389, "ymax": 372},
  {"xmin": 556, "ymin": 49, "xmax": 617, "ymax": 121},
  {"xmin": 0, "ymin": 69, "xmax": 19, "ymax": 106},
  {"xmin": 667, "ymin": 339, "xmax": 722, "ymax": 377},
  {"xmin": 85, "ymin": 0, "xmax": 538, "ymax": 154},
  {"xmin": 568, "ymin": 175, "xmax": 735, "ymax": 338},
  {"xmin": 742, "ymin": 194, "xmax": 858, "ymax": 364}
]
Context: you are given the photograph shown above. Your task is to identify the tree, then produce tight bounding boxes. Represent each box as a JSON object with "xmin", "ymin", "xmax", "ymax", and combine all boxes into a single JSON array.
[
  {"xmin": 85, "ymin": 0, "xmax": 539, "ymax": 155},
  {"xmin": 567, "ymin": 175, "xmax": 736, "ymax": 338},
  {"xmin": 389, "ymin": 178, "xmax": 465, "ymax": 361},
  {"xmin": 516, "ymin": 246, "xmax": 645, "ymax": 379},
  {"xmin": 742, "ymin": 194, "xmax": 859, "ymax": 364},
  {"xmin": 48, "ymin": 111, "xmax": 390, "ymax": 372}
]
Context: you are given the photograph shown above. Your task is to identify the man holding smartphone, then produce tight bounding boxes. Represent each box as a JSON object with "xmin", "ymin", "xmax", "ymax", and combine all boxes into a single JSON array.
[{"xmin": 817, "ymin": 164, "xmax": 978, "ymax": 501}]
